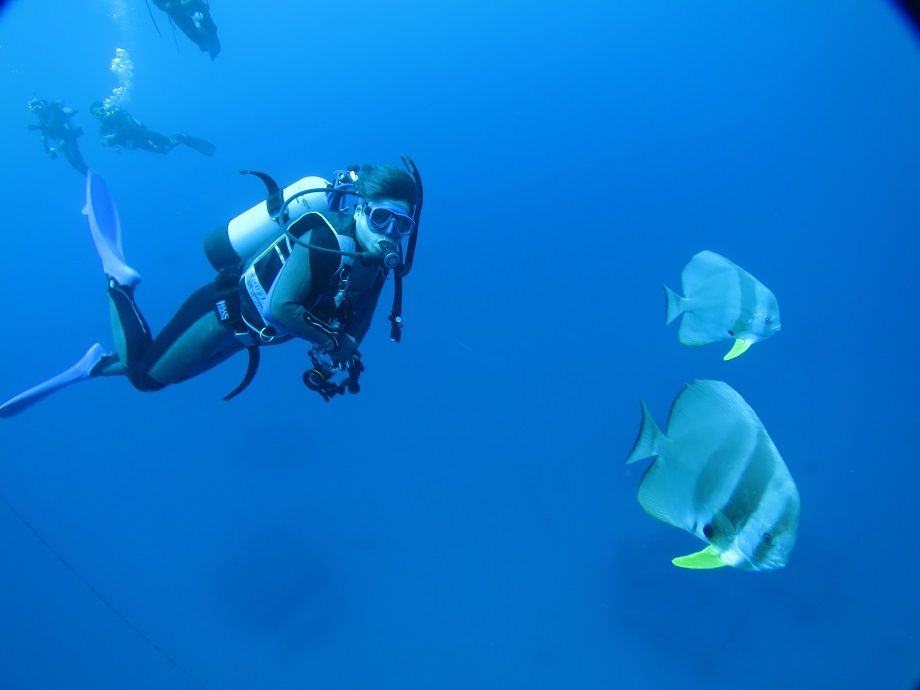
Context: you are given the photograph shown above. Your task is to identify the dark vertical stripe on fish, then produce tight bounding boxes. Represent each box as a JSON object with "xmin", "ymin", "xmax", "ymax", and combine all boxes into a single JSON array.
[{"xmin": 720, "ymin": 432, "xmax": 777, "ymax": 534}]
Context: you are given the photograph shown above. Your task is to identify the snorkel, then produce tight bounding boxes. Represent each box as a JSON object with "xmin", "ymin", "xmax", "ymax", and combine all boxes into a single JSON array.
[{"xmin": 397, "ymin": 155, "xmax": 423, "ymax": 277}]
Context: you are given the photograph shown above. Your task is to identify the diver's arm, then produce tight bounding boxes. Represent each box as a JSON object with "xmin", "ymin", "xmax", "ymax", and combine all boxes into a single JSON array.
[
  {"xmin": 267, "ymin": 244, "xmax": 338, "ymax": 348},
  {"xmin": 343, "ymin": 272, "xmax": 386, "ymax": 346}
]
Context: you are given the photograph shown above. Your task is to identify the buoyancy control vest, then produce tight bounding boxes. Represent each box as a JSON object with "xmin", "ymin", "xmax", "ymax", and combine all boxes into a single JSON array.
[{"xmin": 238, "ymin": 211, "xmax": 362, "ymax": 344}]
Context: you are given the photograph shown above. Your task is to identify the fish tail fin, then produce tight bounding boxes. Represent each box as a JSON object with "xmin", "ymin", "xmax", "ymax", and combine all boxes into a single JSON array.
[
  {"xmin": 625, "ymin": 399, "xmax": 666, "ymax": 464},
  {"xmin": 663, "ymin": 284, "xmax": 685, "ymax": 325}
]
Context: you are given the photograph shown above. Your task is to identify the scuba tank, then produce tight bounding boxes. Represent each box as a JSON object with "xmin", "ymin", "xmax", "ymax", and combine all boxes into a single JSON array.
[{"xmin": 203, "ymin": 173, "xmax": 333, "ymax": 271}]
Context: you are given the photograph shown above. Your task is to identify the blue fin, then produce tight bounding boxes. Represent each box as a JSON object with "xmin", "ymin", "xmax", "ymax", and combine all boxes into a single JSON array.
[
  {"xmin": 0, "ymin": 344, "xmax": 107, "ymax": 418},
  {"xmin": 82, "ymin": 170, "xmax": 141, "ymax": 286}
]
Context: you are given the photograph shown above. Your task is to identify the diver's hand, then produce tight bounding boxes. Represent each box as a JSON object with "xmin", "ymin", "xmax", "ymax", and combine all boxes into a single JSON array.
[{"xmin": 327, "ymin": 334, "xmax": 358, "ymax": 367}]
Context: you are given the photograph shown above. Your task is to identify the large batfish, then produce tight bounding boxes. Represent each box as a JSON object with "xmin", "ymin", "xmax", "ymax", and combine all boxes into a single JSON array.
[
  {"xmin": 625, "ymin": 380, "xmax": 800, "ymax": 571},
  {"xmin": 664, "ymin": 250, "xmax": 781, "ymax": 360}
]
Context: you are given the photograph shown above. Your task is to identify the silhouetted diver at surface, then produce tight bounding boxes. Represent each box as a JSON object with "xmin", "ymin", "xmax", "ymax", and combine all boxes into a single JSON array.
[{"xmin": 149, "ymin": 0, "xmax": 221, "ymax": 60}]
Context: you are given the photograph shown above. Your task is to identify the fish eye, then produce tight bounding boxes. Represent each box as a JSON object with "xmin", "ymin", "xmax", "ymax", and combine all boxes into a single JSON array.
[
  {"xmin": 765, "ymin": 317, "xmax": 772, "ymax": 324},
  {"xmin": 727, "ymin": 330, "xmax": 734, "ymax": 337},
  {"xmin": 762, "ymin": 533, "xmax": 773, "ymax": 544}
]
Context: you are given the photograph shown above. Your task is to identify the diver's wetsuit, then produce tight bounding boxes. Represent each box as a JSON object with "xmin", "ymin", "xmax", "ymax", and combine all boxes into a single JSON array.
[
  {"xmin": 96, "ymin": 107, "xmax": 178, "ymax": 155},
  {"xmin": 96, "ymin": 212, "xmax": 385, "ymax": 390},
  {"xmin": 28, "ymin": 100, "xmax": 88, "ymax": 175},
  {"xmin": 94, "ymin": 106, "xmax": 215, "ymax": 157}
]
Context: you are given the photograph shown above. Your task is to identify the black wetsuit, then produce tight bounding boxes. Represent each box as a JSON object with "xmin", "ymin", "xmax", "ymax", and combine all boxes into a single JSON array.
[
  {"xmin": 94, "ymin": 106, "xmax": 215, "ymax": 157},
  {"xmin": 28, "ymin": 100, "xmax": 88, "ymax": 175},
  {"xmin": 97, "ymin": 211, "xmax": 385, "ymax": 391},
  {"xmin": 95, "ymin": 107, "xmax": 179, "ymax": 155}
]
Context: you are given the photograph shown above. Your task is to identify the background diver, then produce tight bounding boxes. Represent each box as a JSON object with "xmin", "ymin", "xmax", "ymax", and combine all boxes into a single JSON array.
[
  {"xmin": 27, "ymin": 98, "xmax": 88, "ymax": 175},
  {"xmin": 90, "ymin": 101, "xmax": 216, "ymax": 157},
  {"xmin": 0, "ymin": 160, "xmax": 423, "ymax": 417},
  {"xmin": 149, "ymin": 0, "xmax": 221, "ymax": 60}
]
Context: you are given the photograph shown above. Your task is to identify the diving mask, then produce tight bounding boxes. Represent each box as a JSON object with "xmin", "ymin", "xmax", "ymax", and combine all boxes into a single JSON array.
[{"xmin": 365, "ymin": 203, "xmax": 415, "ymax": 237}]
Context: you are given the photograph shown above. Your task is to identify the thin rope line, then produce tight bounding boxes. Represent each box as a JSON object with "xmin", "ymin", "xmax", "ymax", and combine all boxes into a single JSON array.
[{"xmin": 0, "ymin": 492, "xmax": 210, "ymax": 690}]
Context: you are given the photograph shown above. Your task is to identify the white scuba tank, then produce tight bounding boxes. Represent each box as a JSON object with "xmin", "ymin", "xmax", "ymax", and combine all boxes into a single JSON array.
[{"xmin": 204, "ymin": 175, "xmax": 332, "ymax": 270}]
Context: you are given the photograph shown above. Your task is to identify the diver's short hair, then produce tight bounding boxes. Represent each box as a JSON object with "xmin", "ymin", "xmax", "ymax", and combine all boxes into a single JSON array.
[{"xmin": 353, "ymin": 164, "xmax": 418, "ymax": 209}]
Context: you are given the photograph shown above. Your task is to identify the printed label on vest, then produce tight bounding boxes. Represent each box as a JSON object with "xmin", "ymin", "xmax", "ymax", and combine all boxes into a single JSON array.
[{"xmin": 243, "ymin": 267, "xmax": 269, "ymax": 312}]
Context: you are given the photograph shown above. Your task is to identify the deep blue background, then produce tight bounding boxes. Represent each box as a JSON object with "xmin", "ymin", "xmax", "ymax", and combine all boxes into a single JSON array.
[{"xmin": 1, "ymin": 1, "xmax": 919, "ymax": 688}]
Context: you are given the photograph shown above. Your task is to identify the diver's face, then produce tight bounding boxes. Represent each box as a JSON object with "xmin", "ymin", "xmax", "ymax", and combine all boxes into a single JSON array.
[{"xmin": 355, "ymin": 198, "xmax": 412, "ymax": 254}]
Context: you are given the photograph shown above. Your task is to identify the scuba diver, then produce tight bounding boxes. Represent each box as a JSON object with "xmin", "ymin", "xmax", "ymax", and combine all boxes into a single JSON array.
[
  {"xmin": 90, "ymin": 102, "xmax": 216, "ymax": 157},
  {"xmin": 0, "ymin": 159, "xmax": 423, "ymax": 417},
  {"xmin": 27, "ymin": 98, "xmax": 88, "ymax": 175},
  {"xmin": 149, "ymin": 0, "xmax": 221, "ymax": 60}
]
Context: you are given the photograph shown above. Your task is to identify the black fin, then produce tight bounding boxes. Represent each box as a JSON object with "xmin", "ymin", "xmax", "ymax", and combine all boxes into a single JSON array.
[{"xmin": 176, "ymin": 134, "xmax": 216, "ymax": 157}]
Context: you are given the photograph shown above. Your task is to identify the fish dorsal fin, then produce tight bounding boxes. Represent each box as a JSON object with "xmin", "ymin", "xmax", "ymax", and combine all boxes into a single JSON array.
[
  {"xmin": 672, "ymin": 545, "xmax": 728, "ymax": 569},
  {"xmin": 723, "ymin": 338, "xmax": 753, "ymax": 360}
]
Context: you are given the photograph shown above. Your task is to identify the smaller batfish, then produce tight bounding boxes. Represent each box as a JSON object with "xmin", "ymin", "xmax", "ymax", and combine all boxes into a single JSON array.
[
  {"xmin": 625, "ymin": 380, "xmax": 800, "ymax": 571},
  {"xmin": 664, "ymin": 250, "xmax": 781, "ymax": 360}
]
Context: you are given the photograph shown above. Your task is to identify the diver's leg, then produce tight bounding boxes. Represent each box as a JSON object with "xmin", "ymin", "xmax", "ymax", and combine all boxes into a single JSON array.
[
  {"xmin": 63, "ymin": 141, "xmax": 88, "ymax": 175},
  {"xmin": 80, "ymin": 169, "xmax": 158, "ymax": 388},
  {"xmin": 130, "ymin": 284, "xmax": 243, "ymax": 386},
  {"xmin": 142, "ymin": 130, "xmax": 178, "ymax": 154},
  {"xmin": 95, "ymin": 279, "xmax": 161, "ymax": 390}
]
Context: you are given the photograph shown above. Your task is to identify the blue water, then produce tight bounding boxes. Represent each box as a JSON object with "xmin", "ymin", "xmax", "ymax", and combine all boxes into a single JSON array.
[{"xmin": 1, "ymin": 1, "xmax": 919, "ymax": 688}]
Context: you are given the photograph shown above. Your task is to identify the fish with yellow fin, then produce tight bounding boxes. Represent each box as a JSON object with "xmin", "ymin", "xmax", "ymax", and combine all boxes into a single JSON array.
[
  {"xmin": 664, "ymin": 250, "xmax": 781, "ymax": 360},
  {"xmin": 625, "ymin": 380, "xmax": 800, "ymax": 571}
]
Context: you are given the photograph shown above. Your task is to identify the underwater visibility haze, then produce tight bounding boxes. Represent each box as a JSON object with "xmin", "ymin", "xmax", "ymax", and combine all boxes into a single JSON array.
[{"xmin": 1, "ymin": 1, "xmax": 919, "ymax": 688}]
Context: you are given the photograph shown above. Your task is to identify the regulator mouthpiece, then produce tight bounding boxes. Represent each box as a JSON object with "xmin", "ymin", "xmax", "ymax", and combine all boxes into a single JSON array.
[{"xmin": 378, "ymin": 240, "xmax": 401, "ymax": 269}]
